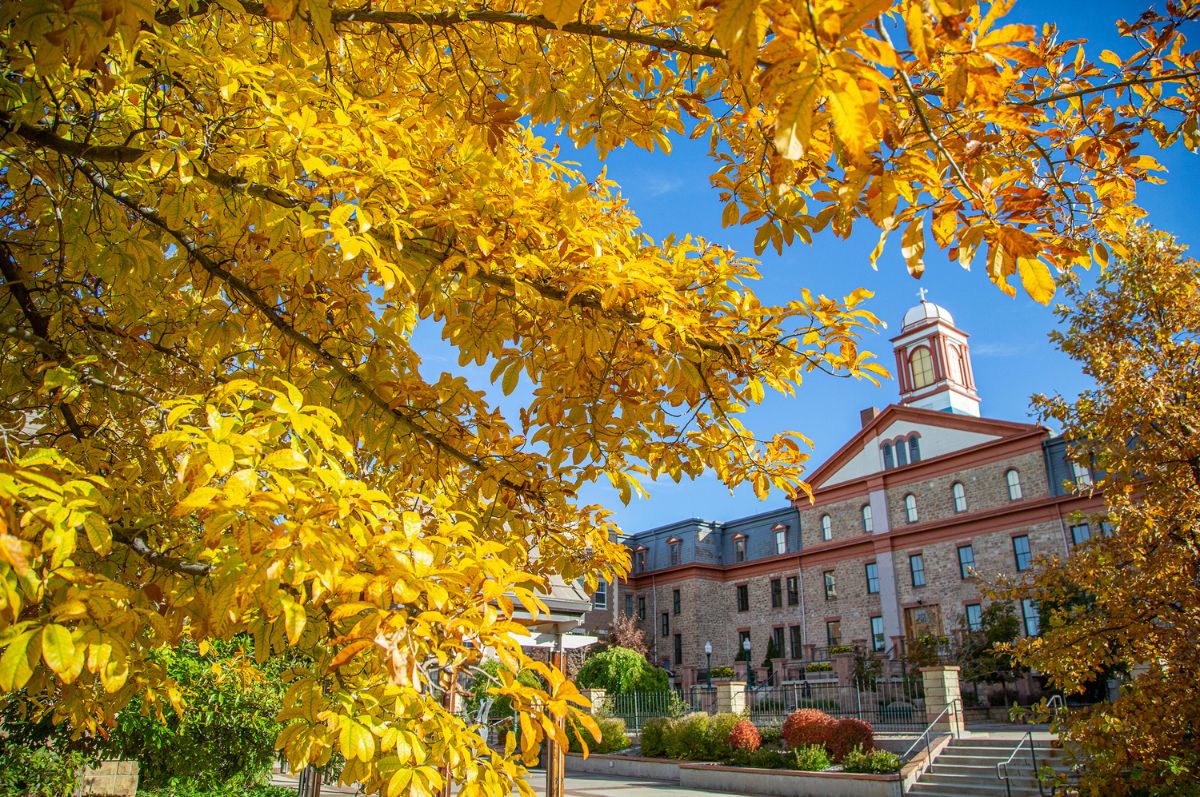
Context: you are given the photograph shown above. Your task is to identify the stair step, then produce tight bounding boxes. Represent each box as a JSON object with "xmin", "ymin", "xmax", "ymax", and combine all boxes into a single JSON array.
[{"xmin": 908, "ymin": 784, "xmax": 1043, "ymax": 797}]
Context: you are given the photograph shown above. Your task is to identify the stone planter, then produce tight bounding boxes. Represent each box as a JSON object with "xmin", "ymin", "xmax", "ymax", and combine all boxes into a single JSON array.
[{"xmin": 77, "ymin": 760, "xmax": 139, "ymax": 796}]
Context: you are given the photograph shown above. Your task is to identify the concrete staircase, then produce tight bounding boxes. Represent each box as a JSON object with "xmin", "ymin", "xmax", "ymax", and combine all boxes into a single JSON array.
[{"xmin": 908, "ymin": 735, "xmax": 1070, "ymax": 797}]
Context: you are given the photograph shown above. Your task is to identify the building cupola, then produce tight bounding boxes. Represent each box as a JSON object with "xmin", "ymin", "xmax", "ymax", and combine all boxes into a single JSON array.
[{"xmin": 891, "ymin": 290, "xmax": 980, "ymax": 416}]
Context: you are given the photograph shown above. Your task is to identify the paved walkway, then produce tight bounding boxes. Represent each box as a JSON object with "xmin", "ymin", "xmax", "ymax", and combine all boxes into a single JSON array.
[{"xmin": 271, "ymin": 769, "xmax": 742, "ymax": 796}]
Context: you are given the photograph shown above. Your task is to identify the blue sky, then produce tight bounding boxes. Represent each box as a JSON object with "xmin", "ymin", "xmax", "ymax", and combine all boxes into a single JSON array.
[{"xmin": 417, "ymin": 2, "xmax": 1200, "ymax": 533}]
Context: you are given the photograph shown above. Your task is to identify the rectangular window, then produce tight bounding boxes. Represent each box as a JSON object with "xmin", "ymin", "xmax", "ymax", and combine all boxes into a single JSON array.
[
  {"xmin": 669, "ymin": 541, "xmax": 681, "ymax": 565},
  {"xmin": 735, "ymin": 538, "xmax": 747, "ymax": 562},
  {"xmin": 772, "ymin": 627, "xmax": 785, "ymax": 656},
  {"xmin": 637, "ymin": 596, "xmax": 646, "ymax": 620},
  {"xmin": 965, "ymin": 603, "xmax": 983, "ymax": 632},
  {"xmin": 826, "ymin": 620, "xmax": 842, "ymax": 647},
  {"xmin": 672, "ymin": 589, "xmax": 681, "ymax": 615},
  {"xmin": 1022, "ymin": 598, "xmax": 1040, "ymax": 637},
  {"xmin": 624, "ymin": 594, "xmax": 633, "ymax": 617},
  {"xmin": 770, "ymin": 578, "xmax": 782, "ymax": 608},
  {"xmin": 786, "ymin": 576, "xmax": 799, "ymax": 606},
  {"xmin": 1070, "ymin": 523, "xmax": 1091, "ymax": 546},
  {"xmin": 635, "ymin": 550, "xmax": 646, "ymax": 572},
  {"xmin": 958, "ymin": 544, "xmax": 976, "ymax": 579},
  {"xmin": 593, "ymin": 580, "xmax": 607, "ymax": 609},
  {"xmin": 910, "ymin": 553, "xmax": 926, "ymax": 587},
  {"xmin": 865, "ymin": 561, "xmax": 879, "ymax": 594},
  {"xmin": 823, "ymin": 570, "xmax": 837, "ymax": 600},
  {"xmin": 870, "ymin": 616, "xmax": 885, "ymax": 652},
  {"xmin": 789, "ymin": 625, "xmax": 803, "ymax": 659},
  {"xmin": 673, "ymin": 633, "xmax": 683, "ymax": 666},
  {"xmin": 1072, "ymin": 461, "xmax": 1093, "ymax": 488},
  {"xmin": 775, "ymin": 528, "xmax": 788, "ymax": 555},
  {"xmin": 661, "ymin": 612, "xmax": 669, "ymax": 637},
  {"xmin": 1012, "ymin": 535, "xmax": 1032, "ymax": 571},
  {"xmin": 736, "ymin": 584, "xmax": 749, "ymax": 612}
]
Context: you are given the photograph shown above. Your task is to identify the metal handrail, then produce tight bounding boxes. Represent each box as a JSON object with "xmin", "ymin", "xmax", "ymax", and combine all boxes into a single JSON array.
[
  {"xmin": 901, "ymin": 697, "xmax": 962, "ymax": 769},
  {"xmin": 996, "ymin": 730, "xmax": 1046, "ymax": 797}
]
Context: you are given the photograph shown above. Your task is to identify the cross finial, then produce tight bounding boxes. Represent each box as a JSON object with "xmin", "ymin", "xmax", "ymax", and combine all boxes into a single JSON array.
[{"xmin": 916, "ymin": 287, "xmax": 929, "ymax": 302}]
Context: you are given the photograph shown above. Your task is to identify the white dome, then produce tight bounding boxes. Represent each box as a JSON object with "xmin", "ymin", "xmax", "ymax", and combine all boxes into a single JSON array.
[{"xmin": 902, "ymin": 300, "xmax": 954, "ymax": 329}]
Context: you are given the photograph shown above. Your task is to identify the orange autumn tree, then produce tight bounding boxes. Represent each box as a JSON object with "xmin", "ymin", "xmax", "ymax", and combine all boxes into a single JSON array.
[
  {"xmin": 1017, "ymin": 227, "xmax": 1200, "ymax": 796},
  {"xmin": 0, "ymin": 1, "xmax": 1198, "ymax": 794}
]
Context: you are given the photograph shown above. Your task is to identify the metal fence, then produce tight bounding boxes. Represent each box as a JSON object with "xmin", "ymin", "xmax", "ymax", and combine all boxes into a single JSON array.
[
  {"xmin": 598, "ymin": 689, "xmax": 688, "ymax": 732},
  {"xmin": 745, "ymin": 679, "xmax": 926, "ymax": 731}
]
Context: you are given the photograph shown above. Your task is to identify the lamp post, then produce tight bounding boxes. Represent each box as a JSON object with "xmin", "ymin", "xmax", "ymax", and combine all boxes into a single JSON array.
[
  {"xmin": 743, "ymin": 637, "xmax": 754, "ymax": 688},
  {"xmin": 704, "ymin": 641, "xmax": 713, "ymax": 690}
]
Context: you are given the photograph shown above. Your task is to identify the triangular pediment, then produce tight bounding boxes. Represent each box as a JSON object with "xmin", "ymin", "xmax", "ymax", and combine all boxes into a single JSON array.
[{"xmin": 810, "ymin": 405, "xmax": 1044, "ymax": 490}]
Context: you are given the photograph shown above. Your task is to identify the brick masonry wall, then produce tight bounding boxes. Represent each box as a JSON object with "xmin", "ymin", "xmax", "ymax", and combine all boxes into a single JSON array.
[
  {"xmin": 799, "ymin": 494, "xmax": 872, "ymax": 547},
  {"xmin": 886, "ymin": 449, "xmax": 1048, "ymax": 530}
]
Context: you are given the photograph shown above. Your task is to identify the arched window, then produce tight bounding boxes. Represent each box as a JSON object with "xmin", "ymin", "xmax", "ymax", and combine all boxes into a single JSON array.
[
  {"xmin": 861, "ymin": 504, "xmax": 873, "ymax": 533},
  {"xmin": 908, "ymin": 434, "xmax": 921, "ymax": 463},
  {"xmin": 909, "ymin": 346, "xmax": 935, "ymax": 389},
  {"xmin": 820, "ymin": 515, "xmax": 832, "ymax": 541},
  {"xmin": 882, "ymin": 442, "xmax": 894, "ymax": 470},
  {"xmin": 895, "ymin": 439, "xmax": 909, "ymax": 467},
  {"xmin": 904, "ymin": 494, "xmax": 918, "ymax": 523},
  {"xmin": 1006, "ymin": 469, "xmax": 1022, "ymax": 500},
  {"xmin": 952, "ymin": 482, "xmax": 967, "ymax": 513}
]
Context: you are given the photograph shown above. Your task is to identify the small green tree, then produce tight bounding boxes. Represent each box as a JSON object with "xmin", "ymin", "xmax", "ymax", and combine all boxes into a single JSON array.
[
  {"xmin": 762, "ymin": 636, "xmax": 782, "ymax": 685},
  {"xmin": 957, "ymin": 603, "xmax": 1022, "ymax": 706},
  {"xmin": 576, "ymin": 647, "xmax": 669, "ymax": 694}
]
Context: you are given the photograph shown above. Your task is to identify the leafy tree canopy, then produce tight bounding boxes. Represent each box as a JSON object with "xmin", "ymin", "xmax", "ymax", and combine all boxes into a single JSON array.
[
  {"xmin": 576, "ymin": 646, "xmax": 668, "ymax": 695},
  {"xmin": 0, "ymin": 2, "xmax": 1197, "ymax": 796},
  {"xmin": 1016, "ymin": 227, "xmax": 1200, "ymax": 796}
]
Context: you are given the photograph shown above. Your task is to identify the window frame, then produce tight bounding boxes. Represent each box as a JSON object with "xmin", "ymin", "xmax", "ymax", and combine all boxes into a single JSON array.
[
  {"xmin": 910, "ymin": 553, "xmax": 926, "ymax": 587},
  {"xmin": 1070, "ymin": 523, "xmax": 1091, "ymax": 546},
  {"xmin": 870, "ymin": 616, "xmax": 885, "ymax": 651},
  {"xmin": 593, "ymin": 580, "xmax": 607, "ymax": 609},
  {"xmin": 637, "ymin": 596, "xmax": 646, "ymax": 620},
  {"xmin": 904, "ymin": 493, "xmax": 919, "ymax": 523},
  {"xmin": 909, "ymin": 346, "xmax": 935, "ymax": 389},
  {"xmin": 789, "ymin": 625, "xmax": 803, "ymax": 659},
  {"xmin": 882, "ymin": 442, "xmax": 894, "ymax": 470},
  {"xmin": 1012, "ymin": 535, "xmax": 1032, "ymax": 572},
  {"xmin": 661, "ymin": 612, "xmax": 670, "ymax": 638},
  {"xmin": 825, "ymin": 619, "xmax": 842, "ymax": 648},
  {"xmin": 672, "ymin": 588, "xmax": 681, "ymax": 615},
  {"xmin": 774, "ymin": 527, "xmax": 788, "ymax": 555},
  {"xmin": 673, "ymin": 633, "xmax": 683, "ymax": 666},
  {"xmin": 1005, "ymin": 468, "xmax": 1022, "ymax": 500},
  {"xmin": 865, "ymin": 561, "xmax": 880, "ymax": 594},
  {"xmin": 908, "ymin": 434, "xmax": 921, "ymax": 463},
  {"xmin": 734, "ymin": 537, "xmax": 747, "ymax": 562},
  {"xmin": 823, "ymin": 570, "xmax": 837, "ymax": 600},
  {"xmin": 957, "ymin": 544, "xmax": 975, "ymax": 579},
  {"xmin": 786, "ymin": 576, "xmax": 799, "ymax": 606},
  {"xmin": 1022, "ymin": 598, "xmax": 1040, "ymax": 636},
  {"xmin": 820, "ymin": 514, "xmax": 832, "ymax": 541},
  {"xmin": 861, "ymin": 503, "xmax": 873, "ymax": 533},
  {"xmin": 770, "ymin": 578, "xmax": 783, "ymax": 609},
  {"xmin": 624, "ymin": 594, "xmax": 633, "ymax": 617},
  {"xmin": 952, "ymin": 481, "xmax": 967, "ymax": 513},
  {"xmin": 669, "ymin": 540, "xmax": 681, "ymax": 565},
  {"xmin": 736, "ymin": 584, "xmax": 749, "ymax": 612},
  {"xmin": 772, "ymin": 626, "xmax": 785, "ymax": 658},
  {"xmin": 965, "ymin": 602, "xmax": 983, "ymax": 632},
  {"xmin": 1072, "ymin": 461, "xmax": 1093, "ymax": 488}
]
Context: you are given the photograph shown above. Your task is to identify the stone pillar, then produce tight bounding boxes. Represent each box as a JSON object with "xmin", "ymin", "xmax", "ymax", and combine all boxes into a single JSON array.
[
  {"xmin": 715, "ymin": 681, "xmax": 746, "ymax": 715},
  {"xmin": 832, "ymin": 651, "xmax": 855, "ymax": 686},
  {"xmin": 921, "ymin": 666, "xmax": 964, "ymax": 736},
  {"xmin": 579, "ymin": 688, "xmax": 607, "ymax": 716}
]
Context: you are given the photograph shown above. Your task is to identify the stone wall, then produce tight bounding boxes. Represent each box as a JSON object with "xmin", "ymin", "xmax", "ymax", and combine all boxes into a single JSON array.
[{"xmin": 77, "ymin": 760, "xmax": 139, "ymax": 797}]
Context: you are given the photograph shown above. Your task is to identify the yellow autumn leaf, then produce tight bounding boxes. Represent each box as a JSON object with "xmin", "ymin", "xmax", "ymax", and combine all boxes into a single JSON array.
[
  {"xmin": 40, "ymin": 624, "xmax": 77, "ymax": 676},
  {"xmin": 542, "ymin": 0, "xmax": 583, "ymax": 27},
  {"xmin": 1017, "ymin": 258, "xmax": 1056, "ymax": 304},
  {"xmin": 172, "ymin": 486, "xmax": 221, "ymax": 517}
]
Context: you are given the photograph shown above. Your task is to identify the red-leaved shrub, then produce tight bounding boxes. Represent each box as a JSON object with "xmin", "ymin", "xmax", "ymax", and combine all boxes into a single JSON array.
[
  {"xmin": 827, "ymin": 718, "xmax": 875, "ymax": 761},
  {"xmin": 781, "ymin": 708, "xmax": 837, "ymax": 749},
  {"xmin": 727, "ymin": 719, "xmax": 761, "ymax": 753}
]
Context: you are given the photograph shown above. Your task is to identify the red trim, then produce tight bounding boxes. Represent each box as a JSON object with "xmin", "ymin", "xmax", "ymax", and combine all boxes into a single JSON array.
[{"xmin": 732, "ymin": 532, "xmax": 748, "ymax": 541}]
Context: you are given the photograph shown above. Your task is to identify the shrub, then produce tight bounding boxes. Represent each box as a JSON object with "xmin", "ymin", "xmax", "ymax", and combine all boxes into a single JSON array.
[
  {"xmin": 782, "ymin": 708, "xmax": 837, "ymax": 749},
  {"xmin": 664, "ymin": 713, "xmax": 711, "ymax": 760},
  {"xmin": 827, "ymin": 718, "xmax": 875, "ymax": 761},
  {"xmin": 567, "ymin": 716, "xmax": 629, "ymax": 754},
  {"xmin": 805, "ymin": 662, "xmax": 833, "ymax": 672},
  {"xmin": 0, "ymin": 746, "xmax": 91, "ymax": 797},
  {"xmin": 841, "ymin": 747, "xmax": 901, "ymax": 774},
  {"xmin": 639, "ymin": 717, "xmax": 670, "ymax": 758},
  {"xmin": 710, "ymin": 666, "xmax": 735, "ymax": 678},
  {"xmin": 576, "ymin": 647, "xmax": 669, "ymax": 695},
  {"xmin": 745, "ymin": 748, "xmax": 790, "ymax": 769},
  {"xmin": 727, "ymin": 719, "xmax": 761, "ymax": 753},
  {"xmin": 829, "ymin": 645, "xmax": 853, "ymax": 655},
  {"xmin": 790, "ymin": 744, "xmax": 832, "ymax": 771},
  {"xmin": 757, "ymin": 722, "xmax": 783, "ymax": 746},
  {"xmin": 704, "ymin": 713, "xmax": 741, "ymax": 759}
]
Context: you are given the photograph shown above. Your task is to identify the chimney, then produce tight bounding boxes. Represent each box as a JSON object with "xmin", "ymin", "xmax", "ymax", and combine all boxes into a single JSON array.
[{"xmin": 860, "ymin": 407, "xmax": 880, "ymax": 428}]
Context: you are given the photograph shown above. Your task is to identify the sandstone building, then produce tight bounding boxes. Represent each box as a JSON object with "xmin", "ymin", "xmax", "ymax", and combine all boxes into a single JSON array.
[{"xmin": 594, "ymin": 298, "xmax": 1105, "ymax": 686}]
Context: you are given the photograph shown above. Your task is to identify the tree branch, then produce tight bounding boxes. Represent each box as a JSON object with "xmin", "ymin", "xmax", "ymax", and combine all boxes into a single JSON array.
[
  {"xmin": 1019, "ymin": 69, "xmax": 1200, "ymax": 107},
  {"xmin": 71, "ymin": 159, "xmax": 535, "ymax": 496},
  {"xmin": 154, "ymin": 3, "xmax": 728, "ymax": 61},
  {"xmin": 109, "ymin": 524, "xmax": 214, "ymax": 576}
]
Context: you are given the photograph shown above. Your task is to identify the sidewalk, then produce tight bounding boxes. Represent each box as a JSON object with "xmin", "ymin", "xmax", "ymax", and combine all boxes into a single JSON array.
[{"xmin": 271, "ymin": 768, "xmax": 746, "ymax": 796}]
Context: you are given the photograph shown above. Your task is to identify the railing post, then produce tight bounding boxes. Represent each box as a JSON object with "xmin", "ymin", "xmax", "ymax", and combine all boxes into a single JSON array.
[{"xmin": 633, "ymin": 691, "xmax": 639, "ymax": 732}]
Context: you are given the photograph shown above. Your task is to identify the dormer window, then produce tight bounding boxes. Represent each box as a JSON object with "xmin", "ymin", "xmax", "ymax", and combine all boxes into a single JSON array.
[
  {"xmin": 733, "ymin": 534, "xmax": 747, "ymax": 562},
  {"xmin": 773, "ymin": 524, "xmax": 788, "ymax": 555},
  {"xmin": 668, "ymin": 537, "xmax": 682, "ymax": 565},
  {"xmin": 635, "ymin": 547, "xmax": 647, "ymax": 572},
  {"xmin": 1072, "ymin": 461, "xmax": 1093, "ymax": 488}
]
